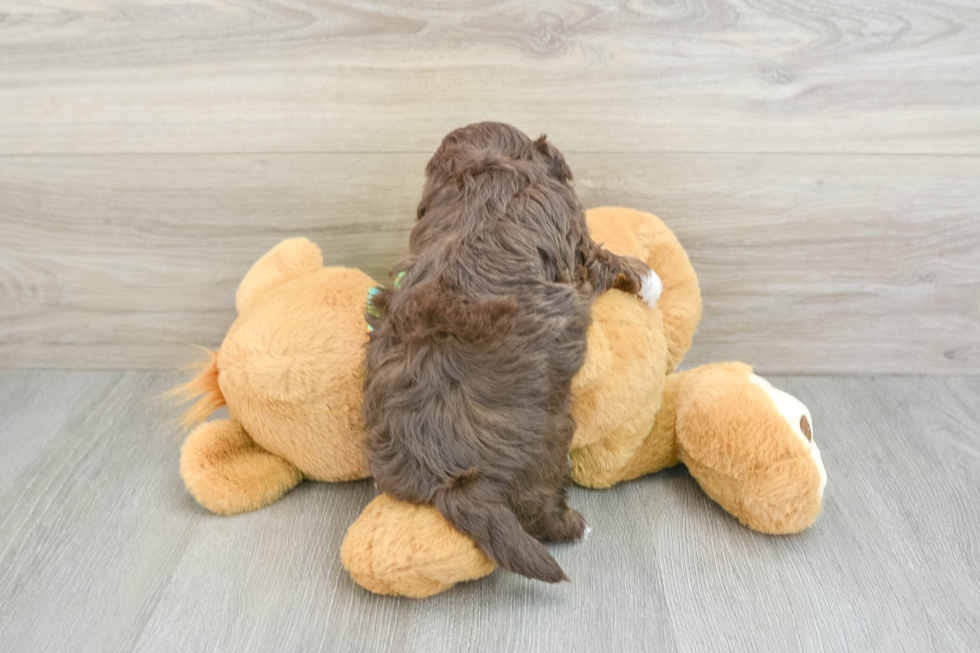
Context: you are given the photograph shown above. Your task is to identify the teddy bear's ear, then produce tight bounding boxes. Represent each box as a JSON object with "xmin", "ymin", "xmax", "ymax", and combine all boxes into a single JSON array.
[{"xmin": 236, "ymin": 238, "xmax": 324, "ymax": 314}]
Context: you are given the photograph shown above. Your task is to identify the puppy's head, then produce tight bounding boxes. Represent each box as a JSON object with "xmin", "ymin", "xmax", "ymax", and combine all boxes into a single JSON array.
[{"xmin": 417, "ymin": 122, "xmax": 573, "ymax": 223}]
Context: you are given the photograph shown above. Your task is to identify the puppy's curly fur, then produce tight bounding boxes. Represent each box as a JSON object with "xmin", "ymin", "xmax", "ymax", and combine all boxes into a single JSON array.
[{"xmin": 363, "ymin": 123, "xmax": 652, "ymax": 583}]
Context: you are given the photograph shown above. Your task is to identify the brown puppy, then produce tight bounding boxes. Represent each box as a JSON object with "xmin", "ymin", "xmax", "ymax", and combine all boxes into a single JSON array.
[{"xmin": 363, "ymin": 123, "xmax": 659, "ymax": 583}]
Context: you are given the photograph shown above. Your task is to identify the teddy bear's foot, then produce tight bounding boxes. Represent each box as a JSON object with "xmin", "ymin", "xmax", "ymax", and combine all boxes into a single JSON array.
[
  {"xmin": 341, "ymin": 494, "xmax": 496, "ymax": 598},
  {"xmin": 674, "ymin": 363, "xmax": 826, "ymax": 534},
  {"xmin": 181, "ymin": 419, "xmax": 303, "ymax": 515}
]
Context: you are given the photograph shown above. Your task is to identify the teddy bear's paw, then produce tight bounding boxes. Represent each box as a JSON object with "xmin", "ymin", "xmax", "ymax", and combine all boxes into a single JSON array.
[
  {"xmin": 639, "ymin": 268, "xmax": 663, "ymax": 308},
  {"xmin": 750, "ymin": 374, "xmax": 827, "ymax": 497},
  {"xmin": 180, "ymin": 420, "xmax": 303, "ymax": 515},
  {"xmin": 341, "ymin": 494, "xmax": 496, "ymax": 598}
]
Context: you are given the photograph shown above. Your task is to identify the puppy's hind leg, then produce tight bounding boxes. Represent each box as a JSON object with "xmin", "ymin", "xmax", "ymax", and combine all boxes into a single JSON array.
[
  {"xmin": 535, "ymin": 489, "xmax": 587, "ymax": 543},
  {"xmin": 526, "ymin": 416, "xmax": 586, "ymax": 544}
]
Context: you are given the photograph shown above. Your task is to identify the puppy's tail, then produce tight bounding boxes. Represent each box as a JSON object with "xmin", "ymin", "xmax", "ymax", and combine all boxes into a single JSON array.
[{"xmin": 433, "ymin": 471, "xmax": 567, "ymax": 583}]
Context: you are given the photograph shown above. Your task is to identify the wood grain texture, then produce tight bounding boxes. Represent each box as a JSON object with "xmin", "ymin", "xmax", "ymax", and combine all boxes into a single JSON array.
[
  {"xmin": 1, "ymin": 371, "xmax": 978, "ymax": 652},
  {"xmin": 0, "ymin": 0, "xmax": 979, "ymax": 155},
  {"xmin": 1, "ymin": 0, "xmax": 978, "ymax": 371},
  {"xmin": 1, "ymin": 153, "xmax": 977, "ymax": 372}
]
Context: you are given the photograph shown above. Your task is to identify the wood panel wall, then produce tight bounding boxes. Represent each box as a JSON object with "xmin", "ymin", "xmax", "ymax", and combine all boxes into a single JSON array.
[{"xmin": 1, "ymin": 0, "xmax": 978, "ymax": 372}]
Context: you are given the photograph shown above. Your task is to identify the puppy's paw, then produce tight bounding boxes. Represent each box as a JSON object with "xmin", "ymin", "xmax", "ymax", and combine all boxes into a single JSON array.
[
  {"xmin": 564, "ymin": 509, "xmax": 587, "ymax": 542},
  {"xmin": 615, "ymin": 255, "xmax": 652, "ymax": 296},
  {"xmin": 543, "ymin": 508, "xmax": 587, "ymax": 543},
  {"xmin": 639, "ymin": 268, "xmax": 662, "ymax": 308}
]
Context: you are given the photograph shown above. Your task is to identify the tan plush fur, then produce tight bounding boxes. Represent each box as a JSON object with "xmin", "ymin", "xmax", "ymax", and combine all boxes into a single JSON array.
[
  {"xmin": 168, "ymin": 351, "xmax": 225, "ymax": 432},
  {"xmin": 181, "ymin": 419, "xmax": 302, "ymax": 515},
  {"xmin": 218, "ymin": 238, "xmax": 376, "ymax": 483},
  {"xmin": 175, "ymin": 237, "xmax": 377, "ymax": 515},
  {"xmin": 583, "ymin": 207, "xmax": 702, "ymax": 374},
  {"xmin": 174, "ymin": 207, "xmax": 825, "ymax": 595},
  {"xmin": 672, "ymin": 363, "xmax": 824, "ymax": 535},
  {"xmin": 341, "ymin": 494, "xmax": 496, "ymax": 598}
]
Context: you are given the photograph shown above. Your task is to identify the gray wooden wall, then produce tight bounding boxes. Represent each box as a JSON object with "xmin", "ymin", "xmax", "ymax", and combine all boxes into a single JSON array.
[{"xmin": 1, "ymin": 0, "xmax": 978, "ymax": 373}]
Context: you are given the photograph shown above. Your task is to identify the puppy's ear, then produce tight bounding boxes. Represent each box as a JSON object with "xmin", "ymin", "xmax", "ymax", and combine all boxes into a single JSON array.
[{"xmin": 535, "ymin": 135, "xmax": 573, "ymax": 183}]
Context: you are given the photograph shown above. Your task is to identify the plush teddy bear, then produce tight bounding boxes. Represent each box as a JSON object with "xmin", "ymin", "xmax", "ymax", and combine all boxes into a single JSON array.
[{"xmin": 174, "ymin": 207, "xmax": 827, "ymax": 598}]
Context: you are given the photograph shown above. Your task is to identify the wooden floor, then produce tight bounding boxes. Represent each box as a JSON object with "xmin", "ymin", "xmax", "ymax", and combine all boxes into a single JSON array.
[{"xmin": 1, "ymin": 371, "xmax": 978, "ymax": 652}]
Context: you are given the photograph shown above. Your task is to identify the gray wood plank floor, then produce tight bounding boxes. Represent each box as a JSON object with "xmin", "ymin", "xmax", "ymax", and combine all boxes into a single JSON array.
[{"xmin": 1, "ymin": 371, "xmax": 977, "ymax": 652}]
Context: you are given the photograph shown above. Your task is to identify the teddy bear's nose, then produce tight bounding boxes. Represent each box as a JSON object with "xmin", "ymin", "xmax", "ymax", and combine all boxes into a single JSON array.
[{"xmin": 800, "ymin": 415, "xmax": 812, "ymax": 442}]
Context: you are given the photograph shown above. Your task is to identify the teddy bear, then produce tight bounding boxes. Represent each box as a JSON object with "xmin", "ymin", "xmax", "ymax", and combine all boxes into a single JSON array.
[{"xmin": 173, "ymin": 206, "xmax": 827, "ymax": 598}]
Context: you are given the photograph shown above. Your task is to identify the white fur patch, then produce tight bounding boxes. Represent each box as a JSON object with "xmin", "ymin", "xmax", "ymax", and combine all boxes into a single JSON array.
[
  {"xmin": 750, "ymin": 374, "xmax": 827, "ymax": 497},
  {"xmin": 639, "ymin": 269, "xmax": 663, "ymax": 308},
  {"xmin": 582, "ymin": 525, "xmax": 593, "ymax": 541}
]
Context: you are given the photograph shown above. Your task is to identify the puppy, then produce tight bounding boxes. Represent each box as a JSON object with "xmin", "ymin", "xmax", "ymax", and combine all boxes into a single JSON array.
[{"xmin": 363, "ymin": 123, "xmax": 658, "ymax": 583}]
